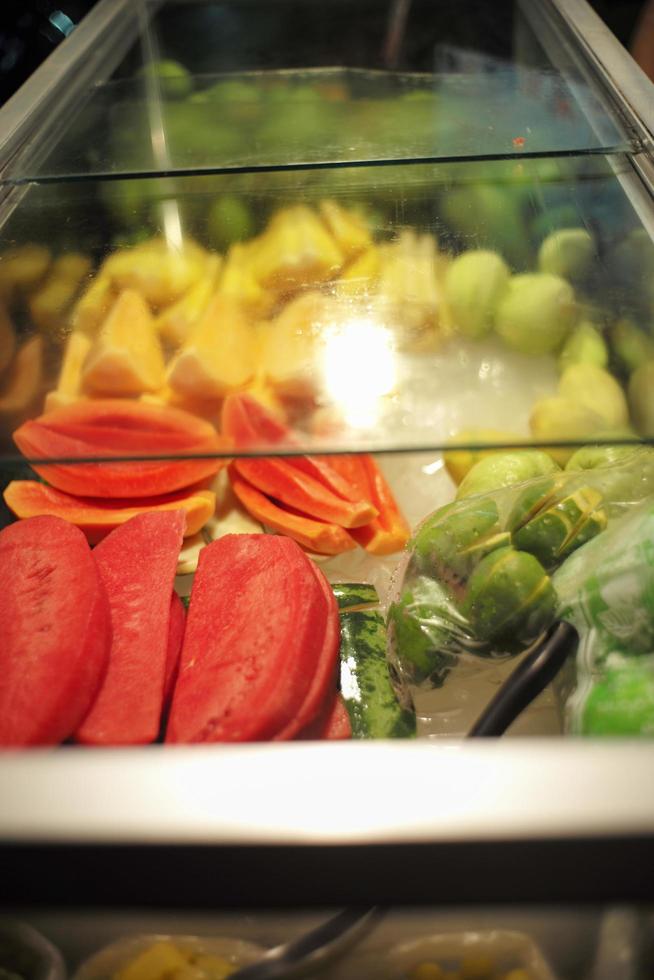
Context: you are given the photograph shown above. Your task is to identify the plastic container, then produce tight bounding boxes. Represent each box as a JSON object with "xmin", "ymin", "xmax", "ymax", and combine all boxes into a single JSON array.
[
  {"xmin": 323, "ymin": 928, "xmax": 558, "ymax": 979},
  {"xmin": 72, "ymin": 934, "xmax": 265, "ymax": 980},
  {"xmin": 0, "ymin": 920, "xmax": 66, "ymax": 980}
]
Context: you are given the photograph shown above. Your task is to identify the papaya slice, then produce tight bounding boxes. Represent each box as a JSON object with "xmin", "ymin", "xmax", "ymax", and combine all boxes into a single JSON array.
[
  {"xmin": 13, "ymin": 399, "xmax": 227, "ymax": 498},
  {"xmin": 273, "ymin": 560, "xmax": 340, "ymax": 740},
  {"xmin": 221, "ymin": 393, "xmax": 370, "ymax": 504},
  {"xmin": 229, "ymin": 468, "xmax": 355, "ymax": 555},
  {"xmin": 3, "ymin": 481, "xmax": 215, "ymax": 543},
  {"xmin": 166, "ymin": 534, "xmax": 329, "ymax": 743},
  {"xmin": 37, "ymin": 398, "xmax": 219, "ymax": 446},
  {"xmin": 163, "ymin": 592, "xmax": 186, "ymax": 709},
  {"xmin": 0, "ymin": 516, "xmax": 111, "ymax": 746},
  {"xmin": 232, "ymin": 457, "xmax": 377, "ymax": 528},
  {"xmin": 221, "ymin": 391, "xmax": 292, "ymax": 449},
  {"xmin": 327, "ymin": 454, "xmax": 410, "ymax": 555},
  {"xmin": 76, "ymin": 510, "xmax": 185, "ymax": 746}
]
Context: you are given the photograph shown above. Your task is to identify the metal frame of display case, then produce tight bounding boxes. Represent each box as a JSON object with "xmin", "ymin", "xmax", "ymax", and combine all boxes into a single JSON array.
[{"xmin": 1, "ymin": 0, "xmax": 654, "ymax": 908}]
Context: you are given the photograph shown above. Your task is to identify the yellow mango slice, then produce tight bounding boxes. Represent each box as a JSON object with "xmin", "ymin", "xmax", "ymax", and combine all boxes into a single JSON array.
[
  {"xmin": 217, "ymin": 242, "xmax": 275, "ymax": 318},
  {"xmin": 319, "ymin": 200, "xmax": 372, "ymax": 259},
  {"xmin": 167, "ymin": 293, "xmax": 257, "ymax": 399},
  {"xmin": 259, "ymin": 291, "xmax": 336, "ymax": 399},
  {"xmin": 0, "ymin": 304, "xmax": 16, "ymax": 377},
  {"xmin": 28, "ymin": 253, "xmax": 92, "ymax": 336},
  {"xmin": 44, "ymin": 332, "xmax": 93, "ymax": 412},
  {"xmin": 114, "ymin": 942, "xmax": 189, "ymax": 980},
  {"xmin": 156, "ymin": 254, "xmax": 222, "ymax": 347},
  {"xmin": 0, "ymin": 336, "xmax": 44, "ymax": 426},
  {"xmin": 83, "ymin": 289, "xmax": 166, "ymax": 395},
  {"xmin": 0, "ymin": 244, "xmax": 51, "ymax": 301},
  {"xmin": 70, "ymin": 276, "xmax": 116, "ymax": 334},
  {"xmin": 102, "ymin": 238, "xmax": 207, "ymax": 307},
  {"xmin": 250, "ymin": 205, "xmax": 344, "ymax": 292}
]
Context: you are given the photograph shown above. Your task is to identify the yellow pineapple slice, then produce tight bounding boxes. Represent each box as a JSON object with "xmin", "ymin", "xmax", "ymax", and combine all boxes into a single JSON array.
[
  {"xmin": 102, "ymin": 238, "xmax": 207, "ymax": 307},
  {"xmin": 259, "ymin": 290, "xmax": 338, "ymax": 399},
  {"xmin": 0, "ymin": 245, "xmax": 51, "ymax": 302},
  {"xmin": 319, "ymin": 200, "xmax": 372, "ymax": 259},
  {"xmin": 156, "ymin": 254, "xmax": 222, "ymax": 347},
  {"xmin": 167, "ymin": 292, "xmax": 257, "ymax": 399},
  {"xmin": 70, "ymin": 276, "xmax": 116, "ymax": 334},
  {"xmin": 115, "ymin": 942, "xmax": 188, "ymax": 980},
  {"xmin": 44, "ymin": 332, "xmax": 93, "ymax": 412},
  {"xmin": 0, "ymin": 336, "xmax": 44, "ymax": 427},
  {"xmin": 82, "ymin": 289, "xmax": 165, "ymax": 395},
  {"xmin": 336, "ymin": 246, "xmax": 381, "ymax": 298},
  {"xmin": 28, "ymin": 253, "xmax": 92, "ymax": 336},
  {"xmin": 250, "ymin": 205, "xmax": 344, "ymax": 293},
  {"xmin": 374, "ymin": 230, "xmax": 443, "ymax": 351},
  {"xmin": 217, "ymin": 242, "xmax": 275, "ymax": 318}
]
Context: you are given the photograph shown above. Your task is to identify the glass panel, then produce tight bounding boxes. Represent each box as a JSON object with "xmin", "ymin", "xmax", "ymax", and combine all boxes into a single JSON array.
[
  {"xmin": 2, "ymin": 0, "xmax": 633, "ymax": 183},
  {"xmin": 1, "ymin": 154, "xmax": 652, "ymax": 462}
]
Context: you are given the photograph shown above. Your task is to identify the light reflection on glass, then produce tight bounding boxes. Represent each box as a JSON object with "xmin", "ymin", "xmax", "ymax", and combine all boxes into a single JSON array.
[{"xmin": 322, "ymin": 317, "xmax": 396, "ymax": 429}]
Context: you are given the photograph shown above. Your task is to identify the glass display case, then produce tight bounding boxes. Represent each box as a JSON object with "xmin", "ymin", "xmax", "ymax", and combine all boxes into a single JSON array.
[{"xmin": 1, "ymin": 0, "xmax": 654, "ymax": 939}]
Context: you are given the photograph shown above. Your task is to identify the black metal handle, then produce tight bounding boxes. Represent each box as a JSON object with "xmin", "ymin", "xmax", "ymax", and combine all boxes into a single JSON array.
[{"xmin": 468, "ymin": 621, "xmax": 578, "ymax": 738}]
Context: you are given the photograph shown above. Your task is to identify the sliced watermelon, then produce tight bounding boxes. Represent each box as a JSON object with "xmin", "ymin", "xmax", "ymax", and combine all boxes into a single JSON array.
[
  {"xmin": 166, "ymin": 534, "xmax": 328, "ymax": 743},
  {"xmin": 163, "ymin": 591, "xmax": 186, "ymax": 709},
  {"xmin": 273, "ymin": 561, "xmax": 340, "ymax": 740},
  {"xmin": 0, "ymin": 516, "xmax": 111, "ymax": 747},
  {"xmin": 75, "ymin": 510, "xmax": 185, "ymax": 746}
]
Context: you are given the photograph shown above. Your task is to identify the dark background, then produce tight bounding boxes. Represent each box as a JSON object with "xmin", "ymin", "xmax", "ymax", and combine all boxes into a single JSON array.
[{"xmin": 0, "ymin": 0, "xmax": 649, "ymax": 106}]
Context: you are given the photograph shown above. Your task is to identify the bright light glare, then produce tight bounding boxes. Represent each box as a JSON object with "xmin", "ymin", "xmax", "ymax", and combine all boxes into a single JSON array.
[{"xmin": 322, "ymin": 318, "xmax": 396, "ymax": 429}]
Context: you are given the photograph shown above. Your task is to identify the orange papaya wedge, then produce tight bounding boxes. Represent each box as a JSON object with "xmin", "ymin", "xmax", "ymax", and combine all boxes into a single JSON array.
[
  {"xmin": 3, "ymin": 481, "xmax": 215, "ymax": 543},
  {"xmin": 232, "ymin": 457, "xmax": 377, "ymax": 528},
  {"xmin": 327, "ymin": 454, "xmax": 410, "ymax": 555},
  {"xmin": 221, "ymin": 391, "xmax": 291, "ymax": 449},
  {"xmin": 229, "ymin": 467, "xmax": 356, "ymax": 555}
]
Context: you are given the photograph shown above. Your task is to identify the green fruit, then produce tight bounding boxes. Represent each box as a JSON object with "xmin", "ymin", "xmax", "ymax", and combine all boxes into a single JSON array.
[
  {"xmin": 582, "ymin": 664, "xmax": 654, "ymax": 735},
  {"xmin": 456, "ymin": 451, "xmax": 559, "ymax": 500},
  {"xmin": 610, "ymin": 318, "xmax": 654, "ymax": 375},
  {"xmin": 441, "ymin": 184, "xmax": 529, "ymax": 269},
  {"xmin": 411, "ymin": 499, "xmax": 507, "ymax": 583},
  {"xmin": 558, "ymin": 321, "xmax": 608, "ymax": 372},
  {"xmin": 628, "ymin": 361, "xmax": 654, "ymax": 435},
  {"xmin": 538, "ymin": 228, "xmax": 595, "ymax": 281},
  {"xmin": 495, "ymin": 273, "xmax": 577, "ymax": 355},
  {"xmin": 388, "ymin": 578, "xmax": 461, "ymax": 685},
  {"xmin": 445, "ymin": 250, "xmax": 510, "ymax": 339},
  {"xmin": 512, "ymin": 487, "xmax": 607, "ymax": 570},
  {"xmin": 138, "ymin": 60, "xmax": 192, "ymax": 100},
  {"xmin": 463, "ymin": 546, "xmax": 557, "ymax": 646},
  {"xmin": 565, "ymin": 443, "xmax": 642, "ymax": 471},
  {"xmin": 530, "ymin": 205, "xmax": 582, "ymax": 244},
  {"xmin": 529, "ymin": 397, "xmax": 607, "ymax": 465},
  {"xmin": 206, "ymin": 195, "xmax": 255, "ymax": 250},
  {"xmin": 558, "ymin": 363, "xmax": 629, "ymax": 430},
  {"xmin": 201, "ymin": 80, "xmax": 262, "ymax": 122}
]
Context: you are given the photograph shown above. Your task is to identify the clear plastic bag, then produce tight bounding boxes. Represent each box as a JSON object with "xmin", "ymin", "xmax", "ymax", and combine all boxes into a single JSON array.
[
  {"xmin": 386, "ymin": 448, "xmax": 654, "ymax": 736},
  {"xmin": 553, "ymin": 497, "xmax": 654, "ymax": 735}
]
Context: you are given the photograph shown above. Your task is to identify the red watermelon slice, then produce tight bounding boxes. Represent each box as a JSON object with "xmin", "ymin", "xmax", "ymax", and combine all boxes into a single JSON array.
[
  {"xmin": 75, "ymin": 510, "xmax": 185, "ymax": 745},
  {"xmin": 0, "ymin": 516, "xmax": 111, "ymax": 747}
]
